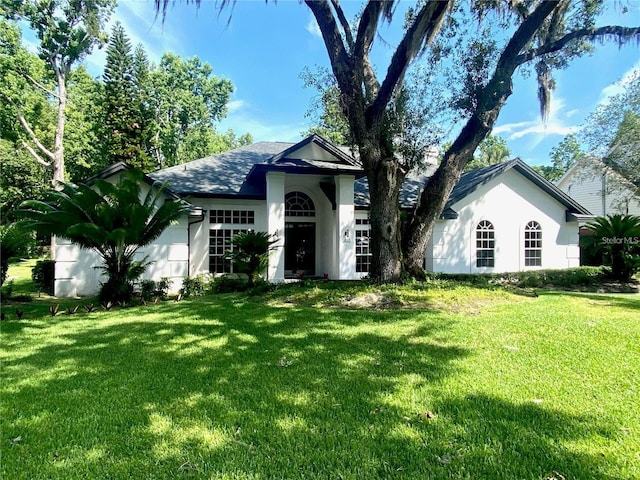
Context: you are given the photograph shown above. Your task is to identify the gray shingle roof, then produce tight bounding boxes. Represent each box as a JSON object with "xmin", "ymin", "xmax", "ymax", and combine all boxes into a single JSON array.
[
  {"xmin": 144, "ymin": 138, "xmax": 589, "ymax": 217},
  {"xmin": 355, "ymin": 158, "xmax": 592, "ymax": 216},
  {"xmin": 148, "ymin": 135, "xmax": 363, "ymax": 198},
  {"xmin": 149, "ymin": 142, "xmax": 293, "ymax": 197}
]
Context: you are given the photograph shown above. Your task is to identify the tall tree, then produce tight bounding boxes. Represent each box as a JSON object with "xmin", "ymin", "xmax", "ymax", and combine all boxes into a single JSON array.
[
  {"xmin": 65, "ymin": 66, "xmax": 107, "ymax": 181},
  {"xmin": 131, "ymin": 44, "xmax": 158, "ymax": 166},
  {"xmin": 305, "ymin": 1, "xmax": 640, "ymax": 281},
  {"xmin": 0, "ymin": 19, "xmax": 52, "ymax": 220},
  {"xmin": 103, "ymin": 22, "xmax": 154, "ymax": 170},
  {"xmin": 149, "ymin": 53, "xmax": 234, "ymax": 168},
  {"xmin": 535, "ymin": 133, "xmax": 585, "ymax": 182},
  {"xmin": 4, "ymin": 0, "xmax": 115, "ymax": 186}
]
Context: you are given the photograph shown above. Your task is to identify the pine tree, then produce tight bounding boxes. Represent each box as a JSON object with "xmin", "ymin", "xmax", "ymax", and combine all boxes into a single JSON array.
[
  {"xmin": 132, "ymin": 44, "xmax": 158, "ymax": 169},
  {"xmin": 102, "ymin": 23, "xmax": 152, "ymax": 170}
]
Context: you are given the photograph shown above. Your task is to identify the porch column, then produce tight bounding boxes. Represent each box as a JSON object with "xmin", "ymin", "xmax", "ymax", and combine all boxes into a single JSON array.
[
  {"xmin": 336, "ymin": 175, "xmax": 355, "ymax": 279},
  {"xmin": 266, "ymin": 171, "xmax": 285, "ymax": 282}
]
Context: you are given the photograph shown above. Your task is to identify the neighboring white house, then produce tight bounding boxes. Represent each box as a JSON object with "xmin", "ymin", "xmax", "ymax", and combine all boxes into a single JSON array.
[
  {"xmin": 53, "ymin": 135, "xmax": 592, "ymax": 297},
  {"xmin": 556, "ymin": 159, "xmax": 640, "ymax": 217}
]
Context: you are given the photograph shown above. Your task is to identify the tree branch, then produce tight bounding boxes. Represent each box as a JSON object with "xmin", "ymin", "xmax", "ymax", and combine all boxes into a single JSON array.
[
  {"xmin": 517, "ymin": 25, "xmax": 640, "ymax": 65},
  {"xmin": 354, "ymin": 2, "xmax": 386, "ymax": 68},
  {"xmin": 368, "ymin": 0, "xmax": 452, "ymax": 120},
  {"xmin": 305, "ymin": 0, "xmax": 353, "ymax": 95},
  {"xmin": 330, "ymin": 0, "xmax": 354, "ymax": 50},
  {"xmin": 353, "ymin": 1, "xmax": 386, "ymax": 99},
  {"xmin": 16, "ymin": 111, "xmax": 56, "ymax": 161},
  {"xmin": 21, "ymin": 140, "xmax": 52, "ymax": 167},
  {"xmin": 19, "ymin": 71, "xmax": 61, "ymax": 99},
  {"xmin": 408, "ymin": 1, "xmax": 560, "ymax": 232},
  {"xmin": 1, "ymin": 91, "xmax": 56, "ymax": 161}
]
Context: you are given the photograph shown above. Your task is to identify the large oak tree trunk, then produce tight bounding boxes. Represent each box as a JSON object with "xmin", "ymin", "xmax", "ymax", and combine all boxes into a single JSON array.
[{"xmin": 366, "ymin": 151, "xmax": 406, "ymax": 283}]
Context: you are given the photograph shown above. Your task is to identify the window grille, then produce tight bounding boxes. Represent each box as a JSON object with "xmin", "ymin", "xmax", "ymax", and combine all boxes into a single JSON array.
[
  {"xmin": 285, "ymin": 192, "xmax": 315, "ymax": 217},
  {"xmin": 524, "ymin": 221, "xmax": 542, "ymax": 267},
  {"xmin": 209, "ymin": 210, "xmax": 255, "ymax": 225},
  {"xmin": 476, "ymin": 220, "xmax": 495, "ymax": 267},
  {"xmin": 209, "ymin": 228, "xmax": 247, "ymax": 273},
  {"xmin": 355, "ymin": 218, "xmax": 371, "ymax": 273}
]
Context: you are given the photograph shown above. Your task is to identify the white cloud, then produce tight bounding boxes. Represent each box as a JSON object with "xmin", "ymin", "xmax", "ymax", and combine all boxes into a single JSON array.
[
  {"xmin": 504, "ymin": 121, "xmax": 579, "ymax": 140},
  {"xmin": 226, "ymin": 100, "xmax": 246, "ymax": 114},
  {"xmin": 217, "ymin": 97, "xmax": 305, "ymax": 142},
  {"xmin": 219, "ymin": 113, "xmax": 305, "ymax": 143},
  {"xmin": 306, "ymin": 15, "xmax": 322, "ymax": 39},
  {"xmin": 495, "ymin": 96, "xmax": 580, "ymax": 143},
  {"xmin": 598, "ymin": 60, "xmax": 640, "ymax": 105},
  {"xmin": 565, "ymin": 108, "xmax": 580, "ymax": 118}
]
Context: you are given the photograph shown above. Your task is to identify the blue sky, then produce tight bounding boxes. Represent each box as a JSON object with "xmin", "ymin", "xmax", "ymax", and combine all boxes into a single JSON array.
[{"xmin": 31, "ymin": 1, "xmax": 640, "ymax": 167}]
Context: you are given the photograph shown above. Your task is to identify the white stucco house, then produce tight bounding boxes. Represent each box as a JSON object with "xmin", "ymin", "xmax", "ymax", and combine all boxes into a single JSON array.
[
  {"xmin": 556, "ymin": 158, "xmax": 640, "ymax": 217},
  {"xmin": 54, "ymin": 135, "xmax": 592, "ymax": 297}
]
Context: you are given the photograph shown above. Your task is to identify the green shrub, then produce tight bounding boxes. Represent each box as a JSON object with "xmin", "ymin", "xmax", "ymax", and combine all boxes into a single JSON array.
[
  {"xmin": 155, "ymin": 277, "xmax": 171, "ymax": 299},
  {"xmin": 247, "ymin": 279, "xmax": 275, "ymax": 296},
  {"xmin": 227, "ymin": 231, "xmax": 276, "ymax": 286},
  {"xmin": 32, "ymin": 260, "xmax": 55, "ymax": 295},
  {"xmin": 210, "ymin": 275, "xmax": 249, "ymax": 294},
  {"xmin": 180, "ymin": 275, "xmax": 207, "ymax": 298},
  {"xmin": 584, "ymin": 214, "xmax": 640, "ymax": 280},
  {"xmin": 425, "ymin": 267, "xmax": 607, "ymax": 289},
  {"xmin": 514, "ymin": 267, "xmax": 605, "ymax": 288},
  {"xmin": 99, "ymin": 278, "xmax": 134, "ymax": 305},
  {"xmin": 139, "ymin": 280, "xmax": 157, "ymax": 302}
]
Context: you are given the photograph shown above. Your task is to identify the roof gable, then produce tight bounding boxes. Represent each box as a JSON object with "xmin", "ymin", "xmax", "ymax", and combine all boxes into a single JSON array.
[
  {"xmin": 147, "ymin": 135, "xmax": 362, "ymax": 198},
  {"xmin": 446, "ymin": 158, "xmax": 591, "ymax": 216},
  {"xmin": 268, "ymin": 134, "xmax": 359, "ymax": 167},
  {"xmin": 355, "ymin": 158, "xmax": 591, "ymax": 217}
]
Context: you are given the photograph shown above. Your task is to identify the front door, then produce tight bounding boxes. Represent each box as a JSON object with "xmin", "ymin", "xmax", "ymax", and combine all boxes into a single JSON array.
[{"xmin": 285, "ymin": 222, "xmax": 315, "ymax": 276}]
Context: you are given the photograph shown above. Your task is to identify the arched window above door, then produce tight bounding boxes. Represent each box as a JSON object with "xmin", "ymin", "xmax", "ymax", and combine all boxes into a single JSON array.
[{"xmin": 285, "ymin": 192, "xmax": 316, "ymax": 217}]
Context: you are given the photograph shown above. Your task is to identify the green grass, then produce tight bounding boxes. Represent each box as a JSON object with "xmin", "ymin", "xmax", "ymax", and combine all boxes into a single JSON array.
[{"xmin": 1, "ymin": 264, "xmax": 639, "ymax": 479}]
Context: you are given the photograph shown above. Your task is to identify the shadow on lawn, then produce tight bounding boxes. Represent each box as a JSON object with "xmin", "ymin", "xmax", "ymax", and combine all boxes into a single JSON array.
[
  {"xmin": 0, "ymin": 298, "xmax": 625, "ymax": 479},
  {"xmin": 538, "ymin": 289, "xmax": 640, "ymax": 311}
]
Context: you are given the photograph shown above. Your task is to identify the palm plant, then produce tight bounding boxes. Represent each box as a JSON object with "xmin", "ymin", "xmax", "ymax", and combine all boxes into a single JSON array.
[
  {"xmin": 583, "ymin": 214, "xmax": 640, "ymax": 280},
  {"xmin": 227, "ymin": 231, "xmax": 277, "ymax": 287},
  {"xmin": 18, "ymin": 169, "xmax": 191, "ymax": 302}
]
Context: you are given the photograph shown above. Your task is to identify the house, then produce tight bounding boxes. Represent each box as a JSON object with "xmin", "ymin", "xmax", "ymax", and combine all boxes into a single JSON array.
[
  {"xmin": 53, "ymin": 135, "xmax": 592, "ymax": 297},
  {"xmin": 556, "ymin": 158, "xmax": 640, "ymax": 217}
]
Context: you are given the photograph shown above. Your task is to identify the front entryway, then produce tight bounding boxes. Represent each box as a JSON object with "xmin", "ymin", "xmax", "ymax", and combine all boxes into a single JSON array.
[{"xmin": 285, "ymin": 222, "xmax": 315, "ymax": 276}]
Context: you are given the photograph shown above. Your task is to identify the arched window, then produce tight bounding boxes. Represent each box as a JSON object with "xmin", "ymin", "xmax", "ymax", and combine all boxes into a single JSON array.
[
  {"xmin": 476, "ymin": 220, "xmax": 495, "ymax": 267},
  {"xmin": 285, "ymin": 192, "xmax": 315, "ymax": 217},
  {"xmin": 524, "ymin": 221, "xmax": 542, "ymax": 266}
]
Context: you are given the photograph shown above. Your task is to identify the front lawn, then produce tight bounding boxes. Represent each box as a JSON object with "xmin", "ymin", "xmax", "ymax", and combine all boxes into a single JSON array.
[{"xmin": 1, "ymin": 280, "xmax": 638, "ymax": 479}]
